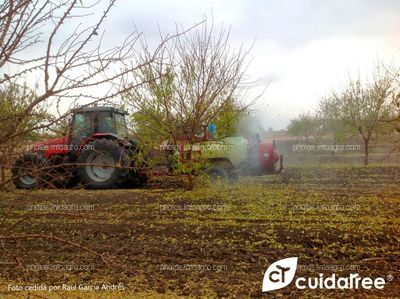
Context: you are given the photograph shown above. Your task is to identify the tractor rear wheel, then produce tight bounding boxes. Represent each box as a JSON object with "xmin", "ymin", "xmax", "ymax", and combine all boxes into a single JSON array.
[
  {"xmin": 12, "ymin": 154, "xmax": 46, "ymax": 189},
  {"xmin": 77, "ymin": 139, "xmax": 129, "ymax": 189}
]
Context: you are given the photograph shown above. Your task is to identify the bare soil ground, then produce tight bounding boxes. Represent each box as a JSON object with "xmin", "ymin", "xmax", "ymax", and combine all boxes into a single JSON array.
[{"xmin": 0, "ymin": 166, "xmax": 399, "ymax": 298}]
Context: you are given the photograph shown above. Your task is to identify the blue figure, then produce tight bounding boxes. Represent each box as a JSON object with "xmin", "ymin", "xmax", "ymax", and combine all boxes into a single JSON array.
[{"xmin": 207, "ymin": 124, "xmax": 217, "ymax": 139}]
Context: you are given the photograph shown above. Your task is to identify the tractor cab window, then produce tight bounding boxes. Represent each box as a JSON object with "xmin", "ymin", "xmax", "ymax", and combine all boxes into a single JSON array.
[
  {"xmin": 98, "ymin": 111, "xmax": 115, "ymax": 134},
  {"xmin": 72, "ymin": 113, "xmax": 93, "ymax": 138},
  {"xmin": 115, "ymin": 113, "xmax": 128, "ymax": 139}
]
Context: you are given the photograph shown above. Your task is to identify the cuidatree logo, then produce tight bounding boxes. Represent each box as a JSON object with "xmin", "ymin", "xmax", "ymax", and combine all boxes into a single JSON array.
[{"xmin": 262, "ymin": 257, "xmax": 387, "ymax": 292}]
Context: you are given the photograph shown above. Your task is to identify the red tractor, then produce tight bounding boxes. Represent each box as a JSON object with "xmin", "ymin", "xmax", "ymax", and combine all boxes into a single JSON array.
[{"xmin": 12, "ymin": 106, "xmax": 148, "ymax": 189}]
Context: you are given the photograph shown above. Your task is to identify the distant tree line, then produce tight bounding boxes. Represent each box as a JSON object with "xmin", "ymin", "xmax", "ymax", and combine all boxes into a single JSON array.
[{"xmin": 287, "ymin": 63, "xmax": 400, "ymax": 165}]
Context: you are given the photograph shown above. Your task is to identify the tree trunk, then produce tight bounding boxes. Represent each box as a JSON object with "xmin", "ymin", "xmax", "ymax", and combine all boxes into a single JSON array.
[
  {"xmin": 364, "ymin": 139, "xmax": 369, "ymax": 166},
  {"xmin": 186, "ymin": 147, "xmax": 194, "ymax": 190}
]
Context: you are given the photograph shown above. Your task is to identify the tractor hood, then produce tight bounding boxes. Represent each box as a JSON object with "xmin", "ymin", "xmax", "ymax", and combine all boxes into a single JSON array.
[{"xmin": 29, "ymin": 136, "xmax": 70, "ymax": 158}]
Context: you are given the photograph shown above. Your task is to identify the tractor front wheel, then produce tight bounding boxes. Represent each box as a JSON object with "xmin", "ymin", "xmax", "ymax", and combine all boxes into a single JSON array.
[
  {"xmin": 12, "ymin": 154, "xmax": 46, "ymax": 189},
  {"xmin": 77, "ymin": 139, "xmax": 129, "ymax": 189}
]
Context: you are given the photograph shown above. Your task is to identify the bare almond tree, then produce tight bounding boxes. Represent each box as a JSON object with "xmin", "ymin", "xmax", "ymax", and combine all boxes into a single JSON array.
[
  {"xmin": 321, "ymin": 65, "xmax": 397, "ymax": 165},
  {"xmin": 123, "ymin": 20, "xmax": 256, "ymax": 185},
  {"xmin": 0, "ymin": 0, "xmax": 168, "ymax": 186}
]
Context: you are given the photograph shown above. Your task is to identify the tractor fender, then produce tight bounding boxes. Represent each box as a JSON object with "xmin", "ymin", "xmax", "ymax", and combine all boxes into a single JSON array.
[{"xmin": 87, "ymin": 133, "xmax": 131, "ymax": 147}]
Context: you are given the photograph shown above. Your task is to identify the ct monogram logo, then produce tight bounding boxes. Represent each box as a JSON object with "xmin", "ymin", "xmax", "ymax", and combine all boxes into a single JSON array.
[{"xmin": 262, "ymin": 257, "xmax": 298, "ymax": 292}]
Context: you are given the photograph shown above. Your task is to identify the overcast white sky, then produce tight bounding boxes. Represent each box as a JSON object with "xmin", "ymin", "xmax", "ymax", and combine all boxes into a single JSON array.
[
  {"xmin": 103, "ymin": 0, "xmax": 399, "ymax": 130},
  {"xmin": 12, "ymin": 0, "xmax": 399, "ymax": 130}
]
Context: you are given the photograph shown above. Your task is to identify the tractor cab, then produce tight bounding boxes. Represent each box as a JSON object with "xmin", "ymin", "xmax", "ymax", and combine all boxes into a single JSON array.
[
  {"xmin": 26, "ymin": 107, "xmax": 130, "ymax": 160},
  {"xmin": 71, "ymin": 106, "xmax": 128, "ymax": 140},
  {"xmin": 69, "ymin": 106, "xmax": 130, "ymax": 156}
]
